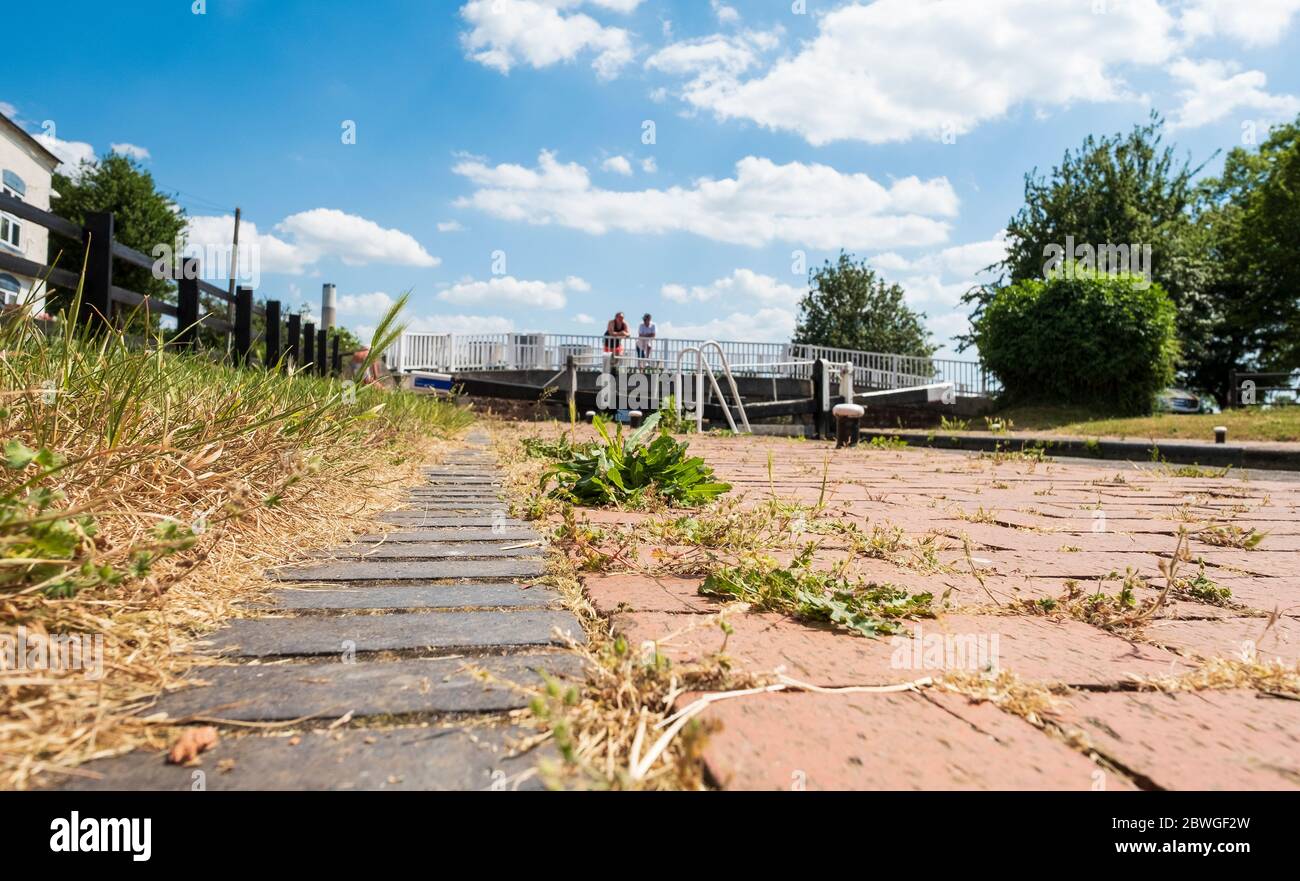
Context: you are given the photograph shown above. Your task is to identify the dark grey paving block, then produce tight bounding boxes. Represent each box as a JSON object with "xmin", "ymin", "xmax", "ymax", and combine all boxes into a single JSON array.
[
  {"xmin": 355, "ymin": 527, "xmax": 540, "ymax": 542},
  {"xmin": 396, "ymin": 502, "xmax": 507, "ymax": 512},
  {"xmin": 422, "ymin": 472, "xmax": 500, "ymax": 479},
  {"xmin": 267, "ymin": 582, "xmax": 557, "ymax": 610},
  {"xmin": 377, "ymin": 514, "xmax": 526, "ymax": 527},
  {"xmin": 311, "ymin": 542, "xmax": 542, "ymax": 560},
  {"xmin": 153, "ymin": 652, "xmax": 585, "ymax": 721},
  {"xmin": 59, "ymin": 725, "xmax": 553, "ymax": 791},
  {"xmin": 201, "ymin": 609, "xmax": 584, "ymax": 656},
  {"xmin": 273, "ymin": 559, "xmax": 545, "ymax": 581},
  {"xmin": 421, "ymin": 474, "xmax": 497, "ymax": 481},
  {"xmin": 408, "ymin": 493, "xmax": 504, "ymax": 501}
]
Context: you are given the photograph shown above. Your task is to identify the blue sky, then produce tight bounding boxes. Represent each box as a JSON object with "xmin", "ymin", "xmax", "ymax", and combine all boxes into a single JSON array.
[{"xmin": 7, "ymin": 0, "xmax": 1300, "ymax": 357}]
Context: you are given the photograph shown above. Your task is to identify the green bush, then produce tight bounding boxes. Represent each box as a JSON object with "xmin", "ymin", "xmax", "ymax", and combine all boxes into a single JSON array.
[{"xmin": 972, "ymin": 269, "xmax": 1179, "ymax": 415}]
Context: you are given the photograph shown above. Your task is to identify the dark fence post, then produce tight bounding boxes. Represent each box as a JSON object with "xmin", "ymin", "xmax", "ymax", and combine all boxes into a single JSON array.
[
  {"xmin": 811, "ymin": 358, "xmax": 826, "ymax": 439},
  {"xmin": 265, "ymin": 300, "xmax": 281, "ymax": 368},
  {"xmin": 316, "ymin": 328, "xmax": 327, "ymax": 376},
  {"xmin": 1227, "ymin": 369, "xmax": 1237, "ymax": 408},
  {"xmin": 302, "ymin": 321, "xmax": 315, "ymax": 372},
  {"xmin": 175, "ymin": 257, "xmax": 200, "ymax": 349},
  {"xmin": 80, "ymin": 212, "xmax": 114, "ymax": 330},
  {"xmin": 566, "ymin": 354, "xmax": 577, "ymax": 417},
  {"xmin": 286, "ymin": 313, "xmax": 301, "ymax": 371},
  {"xmin": 234, "ymin": 286, "xmax": 253, "ymax": 365},
  {"xmin": 331, "ymin": 334, "xmax": 341, "ymax": 376}
]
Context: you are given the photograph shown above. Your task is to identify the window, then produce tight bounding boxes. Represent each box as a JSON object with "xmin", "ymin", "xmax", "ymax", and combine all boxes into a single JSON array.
[
  {"xmin": 0, "ymin": 273, "xmax": 20, "ymax": 307},
  {"xmin": 1, "ymin": 169, "xmax": 24, "ymax": 251}
]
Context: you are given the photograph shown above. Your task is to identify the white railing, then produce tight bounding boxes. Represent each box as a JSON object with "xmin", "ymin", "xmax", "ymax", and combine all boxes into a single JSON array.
[{"xmin": 388, "ymin": 332, "xmax": 999, "ymax": 396}]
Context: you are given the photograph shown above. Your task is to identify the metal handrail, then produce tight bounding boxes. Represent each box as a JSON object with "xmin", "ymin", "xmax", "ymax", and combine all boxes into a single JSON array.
[{"xmin": 674, "ymin": 341, "xmax": 752, "ymax": 434}]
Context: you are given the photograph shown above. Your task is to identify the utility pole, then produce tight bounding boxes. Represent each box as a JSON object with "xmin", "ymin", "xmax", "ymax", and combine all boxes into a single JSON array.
[{"xmin": 226, "ymin": 206, "xmax": 241, "ymax": 350}]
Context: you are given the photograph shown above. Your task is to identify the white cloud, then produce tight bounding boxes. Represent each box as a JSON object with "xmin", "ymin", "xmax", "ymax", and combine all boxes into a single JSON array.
[
  {"xmin": 1178, "ymin": 0, "xmax": 1300, "ymax": 47},
  {"xmin": 438, "ymin": 274, "xmax": 589, "ymax": 310},
  {"xmin": 336, "ymin": 291, "xmax": 399, "ymax": 317},
  {"xmin": 437, "ymin": 220, "xmax": 466, "ymax": 232},
  {"xmin": 0, "ymin": 101, "xmax": 17, "ymax": 119},
  {"xmin": 868, "ymin": 234, "xmax": 1007, "ymax": 356},
  {"xmin": 661, "ymin": 268, "xmax": 803, "ymax": 305},
  {"xmin": 646, "ymin": 30, "xmax": 774, "ymax": 79},
  {"xmin": 658, "ymin": 0, "xmax": 1180, "ymax": 146},
  {"xmin": 185, "ymin": 215, "xmax": 312, "ymax": 275},
  {"xmin": 872, "ymin": 233, "xmax": 1008, "ymax": 281},
  {"xmin": 711, "ymin": 1, "xmax": 740, "ymax": 25},
  {"xmin": 109, "ymin": 142, "xmax": 150, "ymax": 161},
  {"xmin": 1167, "ymin": 57, "xmax": 1300, "ymax": 130},
  {"xmin": 454, "ymin": 150, "xmax": 957, "ymax": 249},
  {"xmin": 641, "ymin": 157, "xmax": 657, "ymax": 173},
  {"xmin": 403, "ymin": 313, "xmax": 516, "ymax": 334},
  {"xmin": 276, "ymin": 209, "xmax": 439, "ymax": 268},
  {"xmin": 34, "ymin": 132, "xmax": 96, "ymax": 177},
  {"xmin": 574, "ymin": 312, "xmax": 596, "ymax": 324},
  {"xmin": 459, "ymin": 0, "xmax": 638, "ymax": 79},
  {"xmin": 659, "ymin": 307, "xmax": 795, "ymax": 342},
  {"xmin": 186, "ymin": 210, "xmax": 438, "ymax": 275},
  {"xmin": 601, "ymin": 155, "xmax": 634, "ymax": 175}
]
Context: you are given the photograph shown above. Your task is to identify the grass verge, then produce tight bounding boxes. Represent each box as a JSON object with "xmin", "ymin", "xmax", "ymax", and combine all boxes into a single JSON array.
[
  {"xmin": 0, "ymin": 288, "xmax": 472, "ymax": 788},
  {"xmin": 988, "ymin": 404, "xmax": 1300, "ymax": 443}
]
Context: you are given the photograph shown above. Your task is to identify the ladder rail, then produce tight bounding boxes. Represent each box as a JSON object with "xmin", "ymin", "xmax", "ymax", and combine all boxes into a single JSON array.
[{"xmin": 673, "ymin": 341, "xmax": 751, "ymax": 434}]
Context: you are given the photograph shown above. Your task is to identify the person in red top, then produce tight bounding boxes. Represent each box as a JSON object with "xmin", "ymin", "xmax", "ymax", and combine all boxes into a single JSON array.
[
  {"xmin": 604, "ymin": 312, "xmax": 630, "ymax": 354},
  {"xmin": 349, "ymin": 347, "xmax": 383, "ymax": 386}
]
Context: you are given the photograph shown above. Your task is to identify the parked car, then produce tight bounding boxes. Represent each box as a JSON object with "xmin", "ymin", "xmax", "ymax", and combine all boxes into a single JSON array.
[{"xmin": 1155, "ymin": 387, "xmax": 1216, "ymax": 414}]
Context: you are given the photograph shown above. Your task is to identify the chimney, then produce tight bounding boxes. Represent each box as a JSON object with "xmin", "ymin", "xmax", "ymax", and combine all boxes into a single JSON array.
[{"xmin": 321, "ymin": 283, "xmax": 337, "ymax": 330}]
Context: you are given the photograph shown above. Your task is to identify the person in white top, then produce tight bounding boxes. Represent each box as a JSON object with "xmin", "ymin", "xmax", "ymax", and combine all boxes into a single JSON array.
[{"xmin": 636, "ymin": 313, "xmax": 656, "ymax": 362}]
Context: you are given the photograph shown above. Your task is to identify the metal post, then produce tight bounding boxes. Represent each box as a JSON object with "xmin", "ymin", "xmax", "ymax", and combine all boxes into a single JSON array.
[{"xmin": 566, "ymin": 354, "xmax": 577, "ymax": 420}]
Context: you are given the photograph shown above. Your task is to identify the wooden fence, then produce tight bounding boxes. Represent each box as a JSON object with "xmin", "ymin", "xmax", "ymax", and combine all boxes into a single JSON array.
[{"xmin": 0, "ymin": 192, "xmax": 346, "ymax": 376}]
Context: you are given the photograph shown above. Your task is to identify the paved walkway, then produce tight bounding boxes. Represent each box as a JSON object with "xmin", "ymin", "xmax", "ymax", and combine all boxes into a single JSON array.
[
  {"xmin": 573, "ymin": 434, "xmax": 1300, "ymax": 791},
  {"xmin": 64, "ymin": 431, "xmax": 584, "ymax": 791}
]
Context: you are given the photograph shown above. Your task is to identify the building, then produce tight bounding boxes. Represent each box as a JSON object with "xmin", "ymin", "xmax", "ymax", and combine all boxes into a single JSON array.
[{"xmin": 0, "ymin": 110, "xmax": 61, "ymax": 314}]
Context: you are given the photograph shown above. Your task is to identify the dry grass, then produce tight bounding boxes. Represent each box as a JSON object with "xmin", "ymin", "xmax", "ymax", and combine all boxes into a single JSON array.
[{"xmin": 0, "ymin": 291, "xmax": 471, "ymax": 789}]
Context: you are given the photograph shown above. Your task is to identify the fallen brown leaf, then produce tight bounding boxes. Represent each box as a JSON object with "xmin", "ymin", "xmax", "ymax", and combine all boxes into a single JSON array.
[{"xmin": 167, "ymin": 726, "xmax": 219, "ymax": 765}]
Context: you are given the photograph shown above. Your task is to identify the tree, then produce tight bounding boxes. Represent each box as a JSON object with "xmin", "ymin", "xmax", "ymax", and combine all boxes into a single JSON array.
[
  {"xmin": 49, "ymin": 153, "xmax": 187, "ymax": 320},
  {"xmin": 1192, "ymin": 117, "xmax": 1300, "ymax": 401},
  {"xmin": 793, "ymin": 253, "xmax": 935, "ymax": 357},
  {"xmin": 971, "ymin": 268, "xmax": 1178, "ymax": 415},
  {"xmin": 961, "ymin": 114, "xmax": 1214, "ymax": 380}
]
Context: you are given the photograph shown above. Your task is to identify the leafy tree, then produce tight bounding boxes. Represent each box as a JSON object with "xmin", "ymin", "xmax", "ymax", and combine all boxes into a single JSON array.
[
  {"xmin": 794, "ymin": 253, "xmax": 935, "ymax": 357},
  {"xmin": 971, "ymin": 268, "xmax": 1178, "ymax": 415},
  {"xmin": 49, "ymin": 154, "xmax": 187, "ymax": 320},
  {"xmin": 1192, "ymin": 117, "xmax": 1300, "ymax": 401},
  {"xmin": 962, "ymin": 114, "xmax": 1213, "ymax": 380}
]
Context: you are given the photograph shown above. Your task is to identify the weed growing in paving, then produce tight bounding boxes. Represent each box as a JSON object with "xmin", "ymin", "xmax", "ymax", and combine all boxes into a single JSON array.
[
  {"xmin": 539, "ymin": 413, "xmax": 730, "ymax": 508},
  {"xmin": 1196, "ymin": 523, "xmax": 1266, "ymax": 549},
  {"xmin": 700, "ymin": 546, "xmax": 934, "ymax": 638},
  {"xmin": 1173, "ymin": 561, "xmax": 1234, "ymax": 606}
]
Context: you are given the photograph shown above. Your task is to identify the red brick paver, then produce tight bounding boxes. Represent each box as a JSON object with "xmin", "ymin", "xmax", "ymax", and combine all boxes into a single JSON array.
[{"xmin": 539, "ymin": 429, "xmax": 1300, "ymax": 790}]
